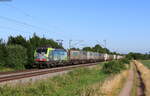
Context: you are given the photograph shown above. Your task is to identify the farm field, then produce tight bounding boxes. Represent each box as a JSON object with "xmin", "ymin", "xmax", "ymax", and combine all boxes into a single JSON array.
[{"xmin": 140, "ymin": 60, "xmax": 150, "ymax": 69}]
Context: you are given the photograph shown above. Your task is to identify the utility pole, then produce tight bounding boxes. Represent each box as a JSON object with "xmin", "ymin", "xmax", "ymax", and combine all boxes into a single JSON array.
[
  {"xmin": 69, "ymin": 40, "xmax": 72, "ymax": 49},
  {"xmin": 56, "ymin": 39, "xmax": 63, "ymax": 47},
  {"xmin": 96, "ymin": 40, "xmax": 104, "ymax": 47},
  {"xmin": 103, "ymin": 40, "xmax": 106, "ymax": 49},
  {"xmin": 103, "ymin": 40, "xmax": 107, "ymax": 54},
  {"xmin": 69, "ymin": 40, "xmax": 84, "ymax": 49}
]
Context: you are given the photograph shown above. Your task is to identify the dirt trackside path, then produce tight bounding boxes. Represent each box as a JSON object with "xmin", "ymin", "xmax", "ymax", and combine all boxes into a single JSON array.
[
  {"xmin": 134, "ymin": 60, "xmax": 145, "ymax": 96},
  {"xmin": 118, "ymin": 63, "xmax": 134, "ymax": 96},
  {"xmin": 134, "ymin": 62, "xmax": 145, "ymax": 96},
  {"xmin": 119, "ymin": 61, "xmax": 146, "ymax": 96}
]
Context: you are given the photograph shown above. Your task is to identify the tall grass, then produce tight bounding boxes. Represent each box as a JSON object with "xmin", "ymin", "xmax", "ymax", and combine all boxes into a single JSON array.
[
  {"xmin": 0, "ymin": 67, "xmax": 14, "ymax": 72},
  {"xmin": 0, "ymin": 64, "xmax": 108, "ymax": 96},
  {"xmin": 81, "ymin": 70, "xmax": 129, "ymax": 96},
  {"xmin": 134, "ymin": 60, "xmax": 150, "ymax": 96}
]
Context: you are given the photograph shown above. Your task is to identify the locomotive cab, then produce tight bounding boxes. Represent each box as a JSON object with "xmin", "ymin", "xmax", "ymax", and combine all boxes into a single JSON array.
[
  {"xmin": 34, "ymin": 47, "xmax": 54, "ymax": 68},
  {"xmin": 34, "ymin": 47, "xmax": 53, "ymax": 62}
]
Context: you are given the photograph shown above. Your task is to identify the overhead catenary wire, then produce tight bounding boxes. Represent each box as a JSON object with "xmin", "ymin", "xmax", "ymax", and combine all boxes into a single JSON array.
[
  {"xmin": 3, "ymin": 4, "xmax": 52, "ymax": 31},
  {"xmin": 0, "ymin": 25, "xmax": 33, "ymax": 34},
  {"xmin": 2, "ymin": 4, "xmax": 71, "ymax": 39},
  {"xmin": 0, "ymin": 15, "xmax": 72, "ymax": 49},
  {"xmin": 0, "ymin": 15, "xmax": 71, "ymax": 40},
  {"xmin": 0, "ymin": 26, "xmax": 35, "ymax": 39},
  {"xmin": 0, "ymin": 15, "xmax": 48, "ymax": 31},
  {"xmin": 4, "ymin": 3, "xmax": 32, "ymax": 18},
  {"xmin": 0, "ymin": 3, "xmax": 81, "ymax": 49},
  {"xmin": 96, "ymin": 40, "xmax": 105, "ymax": 48}
]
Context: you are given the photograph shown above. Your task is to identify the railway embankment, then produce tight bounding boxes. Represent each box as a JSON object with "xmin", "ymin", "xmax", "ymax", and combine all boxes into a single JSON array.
[
  {"xmin": 0, "ymin": 63, "xmax": 98, "ymax": 86},
  {"xmin": 0, "ymin": 59, "xmax": 130, "ymax": 96},
  {"xmin": 0, "ymin": 63, "xmax": 108, "ymax": 96}
]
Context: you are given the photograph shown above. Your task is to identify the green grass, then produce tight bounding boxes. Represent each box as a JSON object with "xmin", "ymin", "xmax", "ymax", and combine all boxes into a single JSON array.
[
  {"xmin": 140, "ymin": 60, "xmax": 150, "ymax": 69},
  {"xmin": 0, "ymin": 67, "xmax": 14, "ymax": 72},
  {"xmin": 0, "ymin": 64, "xmax": 108, "ymax": 96}
]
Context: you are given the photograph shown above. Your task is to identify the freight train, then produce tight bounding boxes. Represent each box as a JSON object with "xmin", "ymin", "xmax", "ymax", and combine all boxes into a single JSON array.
[{"xmin": 33, "ymin": 47, "xmax": 123, "ymax": 68}]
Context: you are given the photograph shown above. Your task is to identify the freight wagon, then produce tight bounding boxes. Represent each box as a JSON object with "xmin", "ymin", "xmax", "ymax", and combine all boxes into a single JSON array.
[{"xmin": 68, "ymin": 50, "xmax": 87, "ymax": 64}]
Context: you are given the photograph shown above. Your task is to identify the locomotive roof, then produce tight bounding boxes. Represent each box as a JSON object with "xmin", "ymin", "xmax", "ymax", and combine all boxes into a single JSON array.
[
  {"xmin": 36, "ymin": 47, "xmax": 66, "ymax": 51},
  {"xmin": 54, "ymin": 48, "xmax": 67, "ymax": 51},
  {"xmin": 37, "ymin": 45, "xmax": 52, "ymax": 48}
]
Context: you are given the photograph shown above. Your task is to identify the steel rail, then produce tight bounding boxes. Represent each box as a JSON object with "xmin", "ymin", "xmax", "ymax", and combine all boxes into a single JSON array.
[{"xmin": 0, "ymin": 62, "xmax": 99, "ymax": 82}]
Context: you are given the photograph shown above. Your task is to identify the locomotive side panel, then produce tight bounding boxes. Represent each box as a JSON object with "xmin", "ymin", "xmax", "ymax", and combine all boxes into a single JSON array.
[{"xmin": 52, "ymin": 49, "xmax": 68, "ymax": 61}]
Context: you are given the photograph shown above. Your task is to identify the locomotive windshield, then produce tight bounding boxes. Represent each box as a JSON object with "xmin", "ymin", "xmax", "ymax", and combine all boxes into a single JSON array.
[{"xmin": 36, "ymin": 48, "xmax": 47, "ymax": 54}]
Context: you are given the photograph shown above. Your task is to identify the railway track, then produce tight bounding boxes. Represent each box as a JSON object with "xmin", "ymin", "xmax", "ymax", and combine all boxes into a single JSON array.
[{"xmin": 0, "ymin": 62, "xmax": 99, "ymax": 83}]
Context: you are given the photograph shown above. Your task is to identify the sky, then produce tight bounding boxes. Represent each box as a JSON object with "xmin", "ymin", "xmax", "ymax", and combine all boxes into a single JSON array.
[{"xmin": 0, "ymin": 0, "xmax": 150, "ymax": 53}]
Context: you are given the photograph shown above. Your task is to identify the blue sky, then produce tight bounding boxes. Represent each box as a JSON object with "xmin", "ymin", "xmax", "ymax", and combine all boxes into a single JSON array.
[{"xmin": 0, "ymin": 0, "xmax": 150, "ymax": 53}]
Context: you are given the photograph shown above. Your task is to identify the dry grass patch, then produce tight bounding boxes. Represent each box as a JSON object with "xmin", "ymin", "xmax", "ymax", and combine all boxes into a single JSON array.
[
  {"xmin": 81, "ymin": 70, "xmax": 129, "ymax": 96},
  {"xmin": 99, "ymin": 70, "xmax": 129, "ymax": 96},
  {"xmin": 134, "ymin": 60, "xmax": 150, "ymax": 96}
]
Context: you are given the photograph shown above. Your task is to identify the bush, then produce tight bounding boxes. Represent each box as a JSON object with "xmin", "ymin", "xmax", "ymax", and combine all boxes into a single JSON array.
[
  {"xmin": 6, "ymin": 45, "xmax": 27, "ymax": 70},
  {"xmin": 102, "ymin": 59, "xmax": 129, "ymax": 74},
  {"xmin": 0, "ymin": 42, "xmax": 7, "ymax": 67},
  {"xmin": 119, "ymin": 58, "xmax": 130, "ymax": 64}
]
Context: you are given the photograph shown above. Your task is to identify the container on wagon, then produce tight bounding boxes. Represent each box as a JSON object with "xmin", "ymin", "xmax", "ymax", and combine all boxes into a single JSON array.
[
  {"xmin": 69, "ymin": 50, "xmax": 81, "ymax": 60},
  {"xmin": 113, "ymin": 55, "xmax": 117, "ymax": 60},
  {"xmin": 87, "ymin": 52, "xmax": 94, "ymax": 60},
  {"xmin": 104, "ymin": 54, "xmax": 109, "ymax": 61},
  {"xmin": 80, "ymin": 51, "xmax": 87, "ymax": 60},
  {"xmin": 109, "ymin": 55, "xmax": 114, "ymax": 60},
  {"xmin": 69, "ymin": 50, "xmax": 87, "ymax": 60},
  {"xmin": 99, "ymin": 53, "xmax": 104, "ymax": 61}
]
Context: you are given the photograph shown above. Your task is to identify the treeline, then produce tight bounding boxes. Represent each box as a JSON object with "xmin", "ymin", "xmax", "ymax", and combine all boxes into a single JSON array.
[
  {"xmin": 0, "ymin": 33, "xmax": 62, "ymax": 70},
  {"xmin": 82, "ymin": 45, "xmax": 110, "ymax": 53},
  {"xmin": 126, "ymin": 52, "xmax": 150, "ymax": 60},
  {"xmin": 82, "ymin": 44, "xmax": 120, "ymax": 55},
  {"xmin": 0, "ymin": 34, "xmax": 122, "ymax": 70}
]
